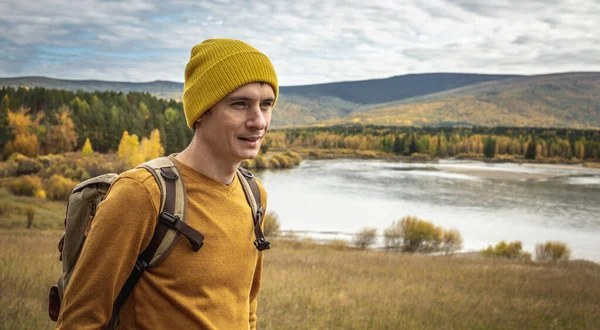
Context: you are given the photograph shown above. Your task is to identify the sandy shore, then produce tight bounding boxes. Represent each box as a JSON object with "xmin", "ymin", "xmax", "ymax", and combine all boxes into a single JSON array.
[{"xmin": 435, "ymin": 163, "xmax": 600, "ymax": 181}]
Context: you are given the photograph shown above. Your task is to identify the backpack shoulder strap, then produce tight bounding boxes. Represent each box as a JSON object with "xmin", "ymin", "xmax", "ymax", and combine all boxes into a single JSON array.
[
  {"xmin": 137, "ymin": 156, "xmax": 203, "ymax": 265},
  {"xmin": 108, "ymin": 157, "xmax": 203, "ymax": 329},
  {"xmin": 237, "ymin": 167, "xmax": 270, "ymax": 251}
]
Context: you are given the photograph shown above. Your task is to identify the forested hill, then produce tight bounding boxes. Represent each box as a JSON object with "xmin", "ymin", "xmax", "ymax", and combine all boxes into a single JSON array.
[
  {"xmin": 279, "ymin": 73, "xmax": 520, "ymax": 104},
  {"xmin": 1, "ymin": 72, "xmax": 600, "ymax": 129},
  {"xmin": 0, "ymin": 73, "xmax": 518, "ymax": 105},
  {"xmin": 0, "ymin": 76, "xmax": 184, "ymax": 101}
]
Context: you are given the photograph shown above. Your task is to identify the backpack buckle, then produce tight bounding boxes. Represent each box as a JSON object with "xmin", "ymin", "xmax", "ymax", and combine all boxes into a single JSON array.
[
  {"xmin": 160, "ymin": 167, "xmax": 178, "ymax": 181},
  {"xmin": 254, "ymin": 237, "xmax": 271, "ymax": 251},
  {"xmin": 159, "ymin": 212, "xmax": 179, "ymax": 227}
]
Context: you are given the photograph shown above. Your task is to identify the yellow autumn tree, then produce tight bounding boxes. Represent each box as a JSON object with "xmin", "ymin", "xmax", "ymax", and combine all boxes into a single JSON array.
[
  {"xmin": 117, "ymin": 131, "xmax": 142, "ymax": 167},
  {"xmin": 138, "ymin": 129, "xmax": 165, "ymax": 161},
  {"xmin": 46, "ymin": 105, "xmax": 78, "ymax": 154},
  {"xmin": 118, "ymin": 130, "xmax": 165, "ymax": 167},
  {"xmin": 82, "ymin": 138, "xmax": 94, "ymax": 155},
  {"xmin": 3, "ymin": 107, "xmax": 39, "ymax": 157}
]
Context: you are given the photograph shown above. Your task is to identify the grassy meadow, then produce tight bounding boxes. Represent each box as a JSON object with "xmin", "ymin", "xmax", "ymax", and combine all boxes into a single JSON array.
[{"xmin": 1, "ymin": 217, "xmax": 599, "ymax": 329}]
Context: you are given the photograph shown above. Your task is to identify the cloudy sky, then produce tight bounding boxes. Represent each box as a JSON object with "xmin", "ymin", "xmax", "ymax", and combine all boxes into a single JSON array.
[{"xmin": 1, "ymin": 0, "xmax": 599, "ymax": 86}]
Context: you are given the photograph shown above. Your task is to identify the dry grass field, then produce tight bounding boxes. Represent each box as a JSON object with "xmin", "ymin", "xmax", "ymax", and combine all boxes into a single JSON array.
[{"xmin": 1, "ymin": 229, "xmax": 599, "ymax": 330}]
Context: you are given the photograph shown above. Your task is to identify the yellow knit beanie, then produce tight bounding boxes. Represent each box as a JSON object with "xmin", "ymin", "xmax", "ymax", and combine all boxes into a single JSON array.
[{"xmin": 183, "ymin": 38, "xmax": 279, "ymax": 129}]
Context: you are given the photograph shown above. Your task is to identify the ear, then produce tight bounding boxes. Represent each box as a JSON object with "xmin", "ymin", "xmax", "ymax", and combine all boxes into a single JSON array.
[{"xmin": 194, "ymin": 109, "xmax": 212, "ymax": 129}]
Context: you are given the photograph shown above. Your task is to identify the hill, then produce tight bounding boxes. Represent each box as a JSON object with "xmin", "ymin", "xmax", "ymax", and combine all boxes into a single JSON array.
[
  {"xmin": 0, "ymin": 76, "xmax": 184, "ymax": 100},
  {"xmin": 333, "ymin": 72, "xmax": 600, "ymax": 128},
  {"xmin": 280, "ymin": 73, "xmax": 520, "ymax": 104},
  {"xmin": 2, "ymin": 72, "xmax": 600, "ymax": 129}
]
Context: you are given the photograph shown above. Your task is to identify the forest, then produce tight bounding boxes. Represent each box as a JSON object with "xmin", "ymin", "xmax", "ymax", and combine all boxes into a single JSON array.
[{"xmin": 1, "ymin": 86, "xmax": 599, "ymax": 162}]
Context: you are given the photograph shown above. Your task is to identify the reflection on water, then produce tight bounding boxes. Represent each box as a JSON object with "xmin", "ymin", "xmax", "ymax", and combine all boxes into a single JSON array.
[{"xmin": 259, "ymin": 159, "xmax": 600, "ymax": 261}]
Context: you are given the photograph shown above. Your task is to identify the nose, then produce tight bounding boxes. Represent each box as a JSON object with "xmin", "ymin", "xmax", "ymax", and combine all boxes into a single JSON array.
[{"xmin": 246, "ymin": 103, "xmax": 267, "ymax": 131}]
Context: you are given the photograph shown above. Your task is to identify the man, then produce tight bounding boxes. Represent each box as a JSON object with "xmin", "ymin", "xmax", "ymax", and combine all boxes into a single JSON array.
[{"xmin": 56, "ymin": 38, "xmax": 278, "ymax": 329}]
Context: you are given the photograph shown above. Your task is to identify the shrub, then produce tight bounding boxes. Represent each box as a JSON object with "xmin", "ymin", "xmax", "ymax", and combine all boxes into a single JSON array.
[
  {"xmin": 45, "ymin": 175, "xmax": 77, "ymax": 201},
  {"xmin": 13, "ymin": 154, "xmax": 42, "ymax": 175},
  {"xmin": 282, "ymin": 151, "xmax": 302, "ymax": 165},
  {"xmin": 268, "ymin": 157, "xmax": 281, "ymax": 169},
  {"xmin": 263, "ymin": 212, "xmax": 281, "ymax": 237},
  {"xmin": 8, "ymin": 175, "xmax": 42, "ymax": 196},
  {"xmin": 25, "ymin": 206, "xmax": 35, "ymax": 229},
  {"xmin": 535, "ymin": 241, "xmax": 571, "ymax": 263},
  {"xmin": 0, "ymin": 160, "xmax": 18, "ymax": 177},
  {"xmin": 34, "ymin": 189, "xmax": 46, "ymax": 199},
  {"xmin": 255, "ymin": 155, "xmax": 269, "ymax": 169},
  {"xmin": 274, "ymin": 154, "xmax": 295, "ymax": 168},
  {"xmin": 383, "ymin": 221, "xmax": 403, "ymax": 251},
  {"xmin": 440, "ymin": 228, "xmax": 463, "ymax": 254},
  {"xmin": 240, "ymin": 159, "xmax": 256, "ymax": 169},
  {"xmin": 481, "ymin": 240, "xmax": 529, "ymax": 260},
  {"xmin": 354, "ymin": 227, "xmax": 378, "ymax": 249},
  {"xmin": 399, "ymin": 216, "xmax": 442, "ymax": 253}
]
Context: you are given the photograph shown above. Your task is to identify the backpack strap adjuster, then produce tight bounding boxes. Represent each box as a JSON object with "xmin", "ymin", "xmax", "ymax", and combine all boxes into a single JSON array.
[
  {"xmin": 160, "ymin": 167, "xmax": 178, "ymax": 181},
  {"xmin": 159, "ymin": 212, "xmax": 204, "ymax": 252}
]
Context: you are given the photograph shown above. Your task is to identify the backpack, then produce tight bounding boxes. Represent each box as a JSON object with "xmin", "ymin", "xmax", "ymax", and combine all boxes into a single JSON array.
[{"xmin": 48, "ymin": 157, "xmax": 270, "ymax": 328}]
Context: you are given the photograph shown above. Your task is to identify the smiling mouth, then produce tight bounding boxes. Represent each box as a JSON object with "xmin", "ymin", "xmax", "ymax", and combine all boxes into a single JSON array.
[{"xmin": 239, "ymin": 136, "xmax": 261, "ymax": 142}]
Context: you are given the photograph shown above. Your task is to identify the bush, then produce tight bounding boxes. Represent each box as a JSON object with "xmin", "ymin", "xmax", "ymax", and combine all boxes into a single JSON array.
[
  {"xmin": 34, "ymin": 189, "xmax": 46, "ymax": 199},
  {"xmin": 481, "ymin": 240, "xmax": 530, "ymax": 260},
  {"xmin": 535, "ymin": 241, "xmax": 571, "ymax": 263},
  {"xmin": 25, "ymin": 206, "xmax": 35, "ymax": 229},
  {"xmin": 399, "ymin": 216, "xmax": 442, "ymax": 253},
  {"xmin": 268, "ymin": 157, "xmax": 281, "ymax": 169},
  {"xmin": 263, "ymin": 211, "xmax": 281, "ymax": 237},
  {"xmin": 0, "ymin": 161, "xmax": 18, "ymax": 177},
  {"xmin": 12, "ymin": 153, "xmax": 42, "ymax": 175},
  {"xmin": 240, "ymin": 159, "xmax": 256, "ymax": 169},
  {"xmin": 282, "ymin": 151, "xmax": 302, "ymax": 165},
  {"xmin": 354, "ymin": 227, "xmax": 378, "ymax": 249},
  {"xmin": 274, "ymin": 154, "xmax": 296, "ymax": 168},
  {"xmin": 440, "ymin": 228, "xmax": 463, "ymax": 254},
  {"xmin": 45, "ymin": 175, "xmax": 77, "ymax": 201},
  {"xmin": 7, "ymin": 175, "xmax": 42, "ymax": 196},
  {"xmin": 383, "ymin": 221, "xmax": 403, "ymax": 251},
  {"xmin": 255, "ymin": 155, "xmax": 269, "ymax": 169}
]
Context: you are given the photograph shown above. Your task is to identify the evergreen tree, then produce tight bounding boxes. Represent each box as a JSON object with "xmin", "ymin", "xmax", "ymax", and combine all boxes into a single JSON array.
[
  {"xmin": 393, "ymin": 135, "xmax": 404, "ymax": 154},
  {"xmin": 525, "ymin": 136, "xmax": 537, "ymax": 160},
  {"xmin": 484, "ymin": 136, "xmax": 496, "ymax": 158},
  {"xmin": 0, "ymin": 94, "xmax": 11, "ymax": 154},
  {"xmin": 409, "ymin": 133, "xmax": 418, "ymax": 155}
]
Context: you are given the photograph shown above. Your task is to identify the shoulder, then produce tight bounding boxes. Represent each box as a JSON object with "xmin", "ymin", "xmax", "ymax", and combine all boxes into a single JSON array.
[
  {"xmin": 106, "ymin": 168, "xmax": 162, "ymax": 213},
  {"xmin": 251, "ymin": 175, "xmax": 268, "ymax": 209},
  {"xmin": 238, "ymin": 166, "xmax": 268, "ymax": 207}
]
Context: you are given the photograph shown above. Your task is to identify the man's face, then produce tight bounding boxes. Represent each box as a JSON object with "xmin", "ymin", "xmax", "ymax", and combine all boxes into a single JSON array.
[{"xmin": 197, "ymin": 82, "xmax": 275, "ymax": 164}]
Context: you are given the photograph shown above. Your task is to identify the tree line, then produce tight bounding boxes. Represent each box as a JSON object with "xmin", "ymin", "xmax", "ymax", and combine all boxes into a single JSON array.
[
  {"xmin": 266, "ymin": 125, "xmax": 600, "ymax": 161},
  {"xmin": 0, "ymin": 86, "xmax": 192, "ymax": 159},
  {"xmin": 1, "ymin": 87, "xmax": 599, "ymax": 161}
]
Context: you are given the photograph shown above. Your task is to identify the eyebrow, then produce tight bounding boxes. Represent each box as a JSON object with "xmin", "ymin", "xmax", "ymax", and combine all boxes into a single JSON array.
[{"xmin": 226, "ymin": 96, "xmax": 275, "ymax": 102}]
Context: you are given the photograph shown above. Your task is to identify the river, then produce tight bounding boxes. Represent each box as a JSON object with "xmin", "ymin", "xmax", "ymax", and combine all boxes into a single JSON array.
[{"xmin": 258, "ymin": 159, "xmax": 600, "ymax": 261}]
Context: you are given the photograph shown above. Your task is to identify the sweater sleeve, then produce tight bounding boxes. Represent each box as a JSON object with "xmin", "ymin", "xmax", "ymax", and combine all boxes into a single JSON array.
[
  {"xmin": 248, "ymin": 181, "xmax": 268, "ymax": 329},
  {"xmin": 56, "ymin": 175, "xmax": 159, "ymax": 330}
]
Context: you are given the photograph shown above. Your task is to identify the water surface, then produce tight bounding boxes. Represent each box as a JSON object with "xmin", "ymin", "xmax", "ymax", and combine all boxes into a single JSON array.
[{"xmin": 259, "ymin": 159, "xmax": 600, "ymax": 261}]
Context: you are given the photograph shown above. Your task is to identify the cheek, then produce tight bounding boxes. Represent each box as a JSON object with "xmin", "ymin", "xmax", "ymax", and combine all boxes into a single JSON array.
[{"xmin": 264, "ymin": 111, "xmax": 272, "ymax": 126}]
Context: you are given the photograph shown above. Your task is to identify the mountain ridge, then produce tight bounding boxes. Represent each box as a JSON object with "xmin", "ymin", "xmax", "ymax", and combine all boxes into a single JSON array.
[{"xmin": 2, "ymin": 72, "xmax": 599, "ymax": 129}]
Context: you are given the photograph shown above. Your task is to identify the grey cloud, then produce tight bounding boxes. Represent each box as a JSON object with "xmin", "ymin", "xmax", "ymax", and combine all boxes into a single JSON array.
[{"xmin": 1, "ymin": 0, "xmax": 600, "ymax": 84}]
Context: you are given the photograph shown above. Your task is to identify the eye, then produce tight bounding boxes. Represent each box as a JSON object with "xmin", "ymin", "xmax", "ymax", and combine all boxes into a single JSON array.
[
  {"xmin": 231, "ymin": 101, "xmax": 247, "ymax": 109},
  {"xmin": 260, "ymin": 102, "xmax": 273, "ymax": 110}
]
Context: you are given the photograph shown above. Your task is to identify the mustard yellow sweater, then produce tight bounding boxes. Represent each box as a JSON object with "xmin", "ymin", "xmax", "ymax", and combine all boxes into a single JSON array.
[{"xmin": 56, "ymin": 157, "xmax": 267, "ymax": 329}]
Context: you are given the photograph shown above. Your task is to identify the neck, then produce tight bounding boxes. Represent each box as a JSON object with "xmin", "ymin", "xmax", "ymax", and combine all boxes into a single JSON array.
[{"xmin": 175, "ymin": 136, "xmax": 239, "ymax": 185}]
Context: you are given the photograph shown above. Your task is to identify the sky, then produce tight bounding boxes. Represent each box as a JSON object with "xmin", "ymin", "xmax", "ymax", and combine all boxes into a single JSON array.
[{"xmin": 1, "ymin": 0, "xmax": 599, "ymax": 86}]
